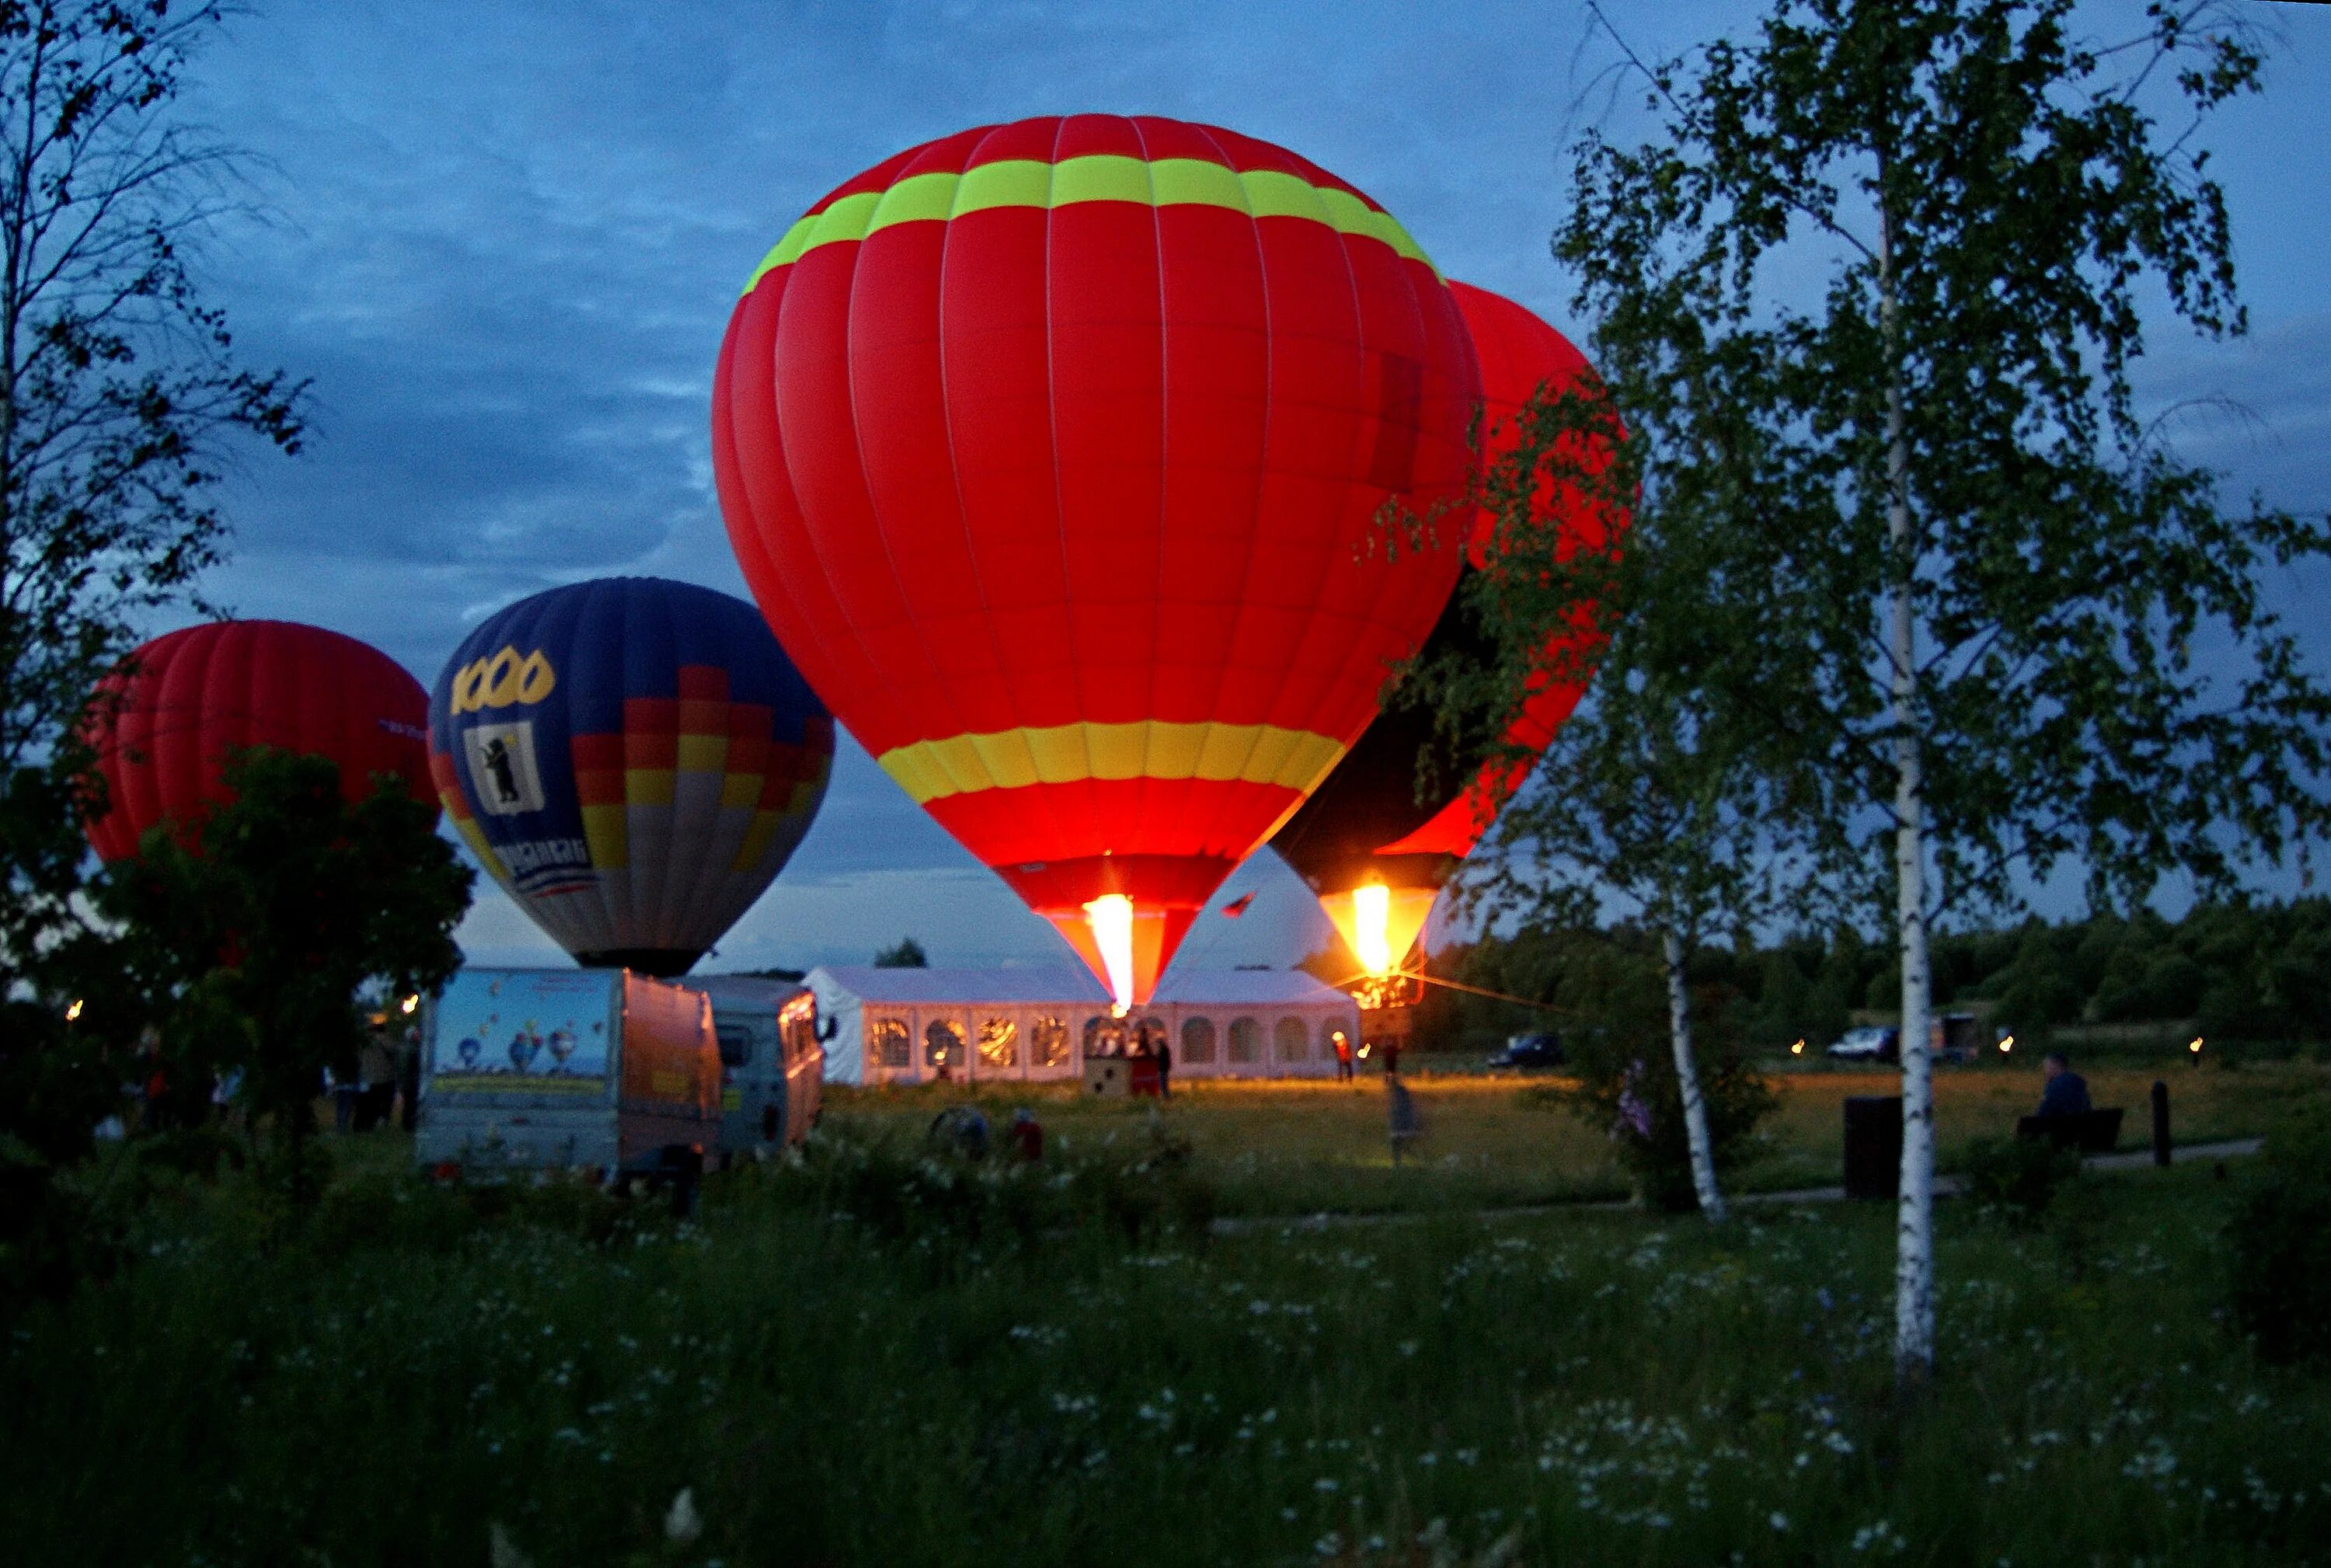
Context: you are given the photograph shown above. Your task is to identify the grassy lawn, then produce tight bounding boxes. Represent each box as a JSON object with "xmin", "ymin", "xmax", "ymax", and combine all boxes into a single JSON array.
[
  {"xmin": 825, "ymin": 1060, "xmax": 2322, "ymax": 1216},
  {"xmin": 5, "ymin": 1139, "xmax": 2329, "ymax": 1566},
  {"xmin": 4, "ymin": 1061, "xmax": 2326, "ymax": 1566}
]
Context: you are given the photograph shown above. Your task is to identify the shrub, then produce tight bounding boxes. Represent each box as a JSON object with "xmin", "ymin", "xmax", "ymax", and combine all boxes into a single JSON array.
[
  {"xmin": 1536, "ymin": 1049, "xmax": 1776, "ymax": 1212},
  {"xmin": 2226, "ymin": 1110, "xmax": 2331, "ymax": 1364},
  {"xmin": 762, "ymin": 1117, "xmax": 1215, "ymax": 1253},
  {"xmin": 1960, "ymin": 1135, "xmax": 2082, "ymax": 1228}
]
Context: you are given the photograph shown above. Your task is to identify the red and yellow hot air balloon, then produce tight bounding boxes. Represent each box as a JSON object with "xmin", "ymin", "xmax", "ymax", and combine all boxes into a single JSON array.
[
  {"xmin": 1274, "ymin": 280, "xmax": 1622, "ymax": 980},
  {"xmin": 712, "ymin": 115, "xmax": 1478, "ymax": 1007},
  {"xmin": 83, "ymin": 620, "xmax": 434, "ymax": 861}
]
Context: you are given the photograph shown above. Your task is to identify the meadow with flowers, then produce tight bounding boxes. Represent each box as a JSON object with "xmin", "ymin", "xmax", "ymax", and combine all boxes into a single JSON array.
[{"xmin": 2, "ymin": 1067, "xmax": 2328, "ymax": 1566}]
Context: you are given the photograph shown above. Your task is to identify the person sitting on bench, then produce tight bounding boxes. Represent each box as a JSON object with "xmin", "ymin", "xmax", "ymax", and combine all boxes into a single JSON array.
[{"xmin": 2037, "ymin": 1052, "xmax": 2092, "ymax": 1118}]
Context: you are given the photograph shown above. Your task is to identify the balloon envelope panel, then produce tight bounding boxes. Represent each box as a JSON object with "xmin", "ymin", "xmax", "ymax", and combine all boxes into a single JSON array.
[
  {"xmin": 85, "ymin": 620, "xmax": 433, "ymax": 862},
  {"xmin": 1273, "ymin": 281, "xmax": 1614, "ymax": 908},
  {"xmin": 428, "ymin": 577, "xmax": 833, "ymax": 976},
  {"xmin": 711, "ymin": 114, "xmax": 1476, "ymax": 1001}
]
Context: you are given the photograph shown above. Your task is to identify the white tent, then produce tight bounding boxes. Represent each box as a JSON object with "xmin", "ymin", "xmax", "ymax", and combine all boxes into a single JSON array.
[{"xmin": 805, "ymin": 964, "xmax": 1361, "ymax": 1087}]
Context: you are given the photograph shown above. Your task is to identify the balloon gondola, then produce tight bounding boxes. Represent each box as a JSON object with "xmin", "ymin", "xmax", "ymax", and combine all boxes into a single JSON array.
[{"xmin": 711, "ymin": 113, "xmax": 1479, "ymax": 1007}]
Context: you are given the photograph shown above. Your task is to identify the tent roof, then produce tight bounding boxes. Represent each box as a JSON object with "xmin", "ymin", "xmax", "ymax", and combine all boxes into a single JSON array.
[{"xmin": 807, "ymin": 965, "xmax": 1353, "ymax": 1009}]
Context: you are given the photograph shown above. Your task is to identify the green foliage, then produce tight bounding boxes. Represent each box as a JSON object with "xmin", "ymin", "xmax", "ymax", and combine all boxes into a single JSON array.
[
  {"xmin": 2225, "ymin": 1107, "xmax": 2331, "ymax": 1365},
  {"xmin": 0, "ymin": 2, "xmax": 307, "ymax": 1288},
  {"xmin": 872, "ymin": 936, "xmax": 929, "ymax": 968},
  {"xmin": 1552, "ymin": 0, "xmax": 2329, "ymax": 919},
  {"xmin": 1431, "ymin": 898, "xmax": 2331, "ymax": 1054},
  {"xmin": 763, "ymin": 1119, "xmax": 1217, "ymax": 1256},
  {"xmin": 1960, "ymin": 1134, "xmax": 2082, "ymax": 1228},
  {"xmin": 1502, "ymin": 931, "xmax": 1777, "ymax": 1211},
  {"xmin": 91, "ymin": 748, "xmax": 472, "ymax": 1179}
]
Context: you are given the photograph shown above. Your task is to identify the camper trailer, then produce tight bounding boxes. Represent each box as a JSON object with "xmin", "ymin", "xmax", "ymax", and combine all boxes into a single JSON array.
[
  {"xmin": 415, "ymin": 967, "xmax": 719, "ymax": 1178},
  {"xmin": 685, "ymin": 974, "xmax": 824, "ymax": 1156}
]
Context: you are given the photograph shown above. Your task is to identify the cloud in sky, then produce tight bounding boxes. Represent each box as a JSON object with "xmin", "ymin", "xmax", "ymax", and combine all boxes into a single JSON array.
[{"xmin": 165, "ymin": 0, "xmax": 2331, "ymax": 973}]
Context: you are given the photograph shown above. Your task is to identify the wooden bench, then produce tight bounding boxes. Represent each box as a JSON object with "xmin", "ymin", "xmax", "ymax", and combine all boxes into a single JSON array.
[{"xmin": 2015, "ymin": 1108, "xmax": 2124, "ymax": 1155}]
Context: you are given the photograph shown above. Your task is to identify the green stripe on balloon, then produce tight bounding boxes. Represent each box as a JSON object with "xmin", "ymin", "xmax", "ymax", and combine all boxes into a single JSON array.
[{"xmin": 743, "ymin": 155, "xmax": 1437, "ymax": 294}]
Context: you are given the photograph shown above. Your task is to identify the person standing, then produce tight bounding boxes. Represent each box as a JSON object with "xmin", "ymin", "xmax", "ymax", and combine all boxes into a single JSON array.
[
  {"xmin": 1155, "ymin": 1032, "xmax": 1173, "ymax": 1101},
  {"xmin": 398, "ymin": 1025, "xmax": 422, "ymax": 1132},
  {"xmin": 1333, "ymin": 1029, "xmax": 1354, "ymax": 1082},
  {"xmin": 357, "ymin": 1025, "xmax": 399, "ymax": 1132}
]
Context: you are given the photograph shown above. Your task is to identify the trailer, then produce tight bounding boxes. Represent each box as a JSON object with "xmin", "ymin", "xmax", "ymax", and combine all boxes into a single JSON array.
[
  {"xmin": 416, "ymin": 967, "xmax": 719, "ymax": 1179},
  {"xmin": 685, "ymin": 974, "xmax": 825, "ymax": 1157}
]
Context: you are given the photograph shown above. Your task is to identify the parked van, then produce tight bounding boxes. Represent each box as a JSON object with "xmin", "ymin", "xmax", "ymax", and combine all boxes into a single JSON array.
[
  {"xmin": 686, "ymin": 974, "xmax": 824, "ymax": 1155},
  {"xmin": 416, "ymin": 967, "xmax": 718, "ymax": 1178}
]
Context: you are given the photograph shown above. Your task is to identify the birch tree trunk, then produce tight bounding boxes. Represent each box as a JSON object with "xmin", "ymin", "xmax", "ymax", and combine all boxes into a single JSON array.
[
  {"xmin": 1879, "ymin": 194, "xmax": 1936, "ymax": 1382},
  {"xmin": 1660, "ymin": 925, "xmax": 1726, "ymax": 1222}
]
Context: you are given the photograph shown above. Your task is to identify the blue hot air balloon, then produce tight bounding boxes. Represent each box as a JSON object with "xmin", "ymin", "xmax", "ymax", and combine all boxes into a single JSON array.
[{"xmin": 429, "ymin": 577, "xmax": 834, "ymax": 975}]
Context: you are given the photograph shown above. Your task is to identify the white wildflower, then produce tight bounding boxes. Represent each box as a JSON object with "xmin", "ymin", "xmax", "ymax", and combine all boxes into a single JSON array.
[{"xmin": 664, "ymin": 1488, "xmax": 703, "ymax": 1545}]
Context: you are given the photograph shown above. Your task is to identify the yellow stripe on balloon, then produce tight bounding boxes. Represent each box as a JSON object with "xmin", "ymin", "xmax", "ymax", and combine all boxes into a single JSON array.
[
  {"xmin": 744, "ymin": 155, "xmax": 1437, "ymax": 294},
  {"xmin": 674, "ymin": 733, "xmax": 728, "ymax": 774},
  {"xmin": 876, "ymin": 720, "xmax": 1347, "ymax": 806},
  {"xmin": 581, "ymin": 803, "xmax": 627, "ymax": 870},
  {"xmin": 625, "ymin": 768, "xmax": 676, "ymax": 807},
  {"xmin": 732, "ymin": 809, "xmax": 783, "ymax": 872},
  {"xmin": 448, "ymin": 809, "xmax": 511, "ymax": 884}
]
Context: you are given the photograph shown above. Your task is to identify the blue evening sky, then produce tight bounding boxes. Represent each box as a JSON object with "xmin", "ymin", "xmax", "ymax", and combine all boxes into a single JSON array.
[{"xmin": 172, "ymin": 2, "xmax": 2331, "ymax": 974}]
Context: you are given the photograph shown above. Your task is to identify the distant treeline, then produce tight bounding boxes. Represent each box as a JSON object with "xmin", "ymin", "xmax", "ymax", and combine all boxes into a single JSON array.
[{"xmin": 1398, "ymin": 898, "xmax": 2331, "ymax": 1054}]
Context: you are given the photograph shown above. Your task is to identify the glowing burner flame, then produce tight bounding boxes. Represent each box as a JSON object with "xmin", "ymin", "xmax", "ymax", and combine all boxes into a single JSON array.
[
  {"xmin": 1352, "ymin": 883, "xmax": 1392, "ymax": 977},
  {"xmin": 1084, "ymin": 894, "xmax": 1136, "ymax": 1016},
  {"xmin": 1319, "ymin": 880, "xmax": 1438, "ymax": 983}
]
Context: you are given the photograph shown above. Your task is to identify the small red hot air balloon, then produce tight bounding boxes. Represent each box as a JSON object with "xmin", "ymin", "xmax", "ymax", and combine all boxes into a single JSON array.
[
  {"xmin": 83, "ymin": 621, "xmax": 434, "ymax": 861},
  {"xmin": 1273, "ymin": 281, "xmax": 1620, "ymax": 977},
  {"xmin": 712, "ymin": 114, "xmax": 1479, "ymax": 1007}
]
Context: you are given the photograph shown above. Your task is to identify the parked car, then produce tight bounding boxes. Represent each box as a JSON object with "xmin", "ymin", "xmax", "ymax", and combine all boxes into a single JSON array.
[
  {"xmin": 1487, "ymin": 1032, "xmax": 1566, "ymax": 1069},
  {"xmin": 1825, "ymin": 1025, "xmax": 1900, "ymax": 1062}
]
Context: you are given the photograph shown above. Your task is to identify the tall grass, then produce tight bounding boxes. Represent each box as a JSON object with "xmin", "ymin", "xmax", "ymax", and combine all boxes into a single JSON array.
[{"xmin": 2, "ymin": 1133, "xmax": 2326, "ymax": 1566}]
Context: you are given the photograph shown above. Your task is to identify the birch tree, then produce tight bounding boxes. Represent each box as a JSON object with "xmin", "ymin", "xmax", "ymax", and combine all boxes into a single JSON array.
[
  {"xmin": 1408, "ymin": 375, "xmax": 1779, "ymax": 1221},
  {"xmin": 1556, "ymin": 0, "xmax": 2331, "ymax": 1381}
]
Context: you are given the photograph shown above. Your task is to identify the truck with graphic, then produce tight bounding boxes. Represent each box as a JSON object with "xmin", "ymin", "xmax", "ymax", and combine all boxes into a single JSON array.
[{"xmin": 415, "ymin": 967, "xmax": 719, "ymax": 1178}]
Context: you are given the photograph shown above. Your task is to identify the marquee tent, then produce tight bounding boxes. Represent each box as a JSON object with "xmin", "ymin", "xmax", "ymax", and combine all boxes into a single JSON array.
[{"xmin": 805, "ymin": 965, "xmax": 1360, "ymax": 1087}]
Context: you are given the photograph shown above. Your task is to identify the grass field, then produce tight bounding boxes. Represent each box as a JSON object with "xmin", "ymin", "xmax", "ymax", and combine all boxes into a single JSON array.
[
  {"xmin": 825, "ymin": 1060, "xmax": 2319, "ymax": 1216},
  {"xmin": 2, "ymin": 1063, "xmax": 2326, "ymax": 1566}
]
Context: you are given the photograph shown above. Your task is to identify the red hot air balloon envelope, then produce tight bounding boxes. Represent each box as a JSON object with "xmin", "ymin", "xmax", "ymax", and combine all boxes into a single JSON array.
[
  {"xmin": 1271, "ymin": 280, "xmax": 1615, "ymax": 976},
  {"xmin": 712, "ymin": 113, "xmax": 1479, "ymax": 1008},
  {"xmin": 84, "ymin": 620, "xmax": 434, "ymax": 862},
  {"xmin": 429, "ymin": 577, "xmax": 834, "ymax": 978}
]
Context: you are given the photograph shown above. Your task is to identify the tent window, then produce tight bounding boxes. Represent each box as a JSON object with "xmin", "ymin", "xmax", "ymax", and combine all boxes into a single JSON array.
[
  {"xmin": 868, "ymin": 1016, "xmax": 910, "ymax": 1068},
  {"xmin": 924, "ymin": 1016, "xmax": 965, "ymax": 1069},
  {"xmin": 1135, "ymin": 1016, "xmax": 1168, "ymax": 1054},
  {"xmin": 1180, "ymin": 1016, "xmax": 1216, "ymax": 1064},
  {"xmin": 978, "ymin": 1016, "xmax": 1018, "ymax": 1069},
  {"xmin": 1030, "ymin": 1015, "xmax": 1071, "ymax": 1068},
  {"xmin": 1274, "ymin": 1017, "xmax": 1308, "ymax": 1063},
  {"xmin": 1227, "ymin": 1016, "xmax": 1261, "ymax": 1064}
]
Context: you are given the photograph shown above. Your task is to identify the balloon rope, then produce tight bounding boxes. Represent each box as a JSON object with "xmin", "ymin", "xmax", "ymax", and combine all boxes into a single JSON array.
[{"xmin": 1327, "ymin": 969, "xmax": 1580, "ymax": 1017}]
